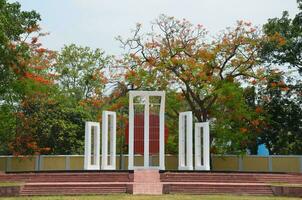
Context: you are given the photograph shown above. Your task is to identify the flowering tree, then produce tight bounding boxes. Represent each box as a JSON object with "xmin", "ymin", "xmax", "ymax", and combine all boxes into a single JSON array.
[
  {"xmin": 118, "ymin": 15, "xmax": 271, "ymax": 153},
  {"xmin": 6, "ymin": 36, "xmax": 58, "ymax": 155},
  {"xmin": 119, "ymin": 15, "xmax": 266, "ymax": 120},
  {"xmin": 0, "ymin": 0, "xmax": 57, "ymax": 154}
]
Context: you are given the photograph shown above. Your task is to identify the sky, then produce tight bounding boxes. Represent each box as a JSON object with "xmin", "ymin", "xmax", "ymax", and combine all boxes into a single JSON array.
[{"xmin": 10, "ymin": 0, "xmax": 300, "ymax": 55}]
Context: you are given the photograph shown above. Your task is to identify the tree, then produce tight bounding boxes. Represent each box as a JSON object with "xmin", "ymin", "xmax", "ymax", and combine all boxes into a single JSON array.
[
  {"xmin": 9, "ymin": 92, "xmax": 93, "ymax": 155},
  {"xmin": 256, "ymin": 0, "xmax": 302, "ymax": 155},
  {"xmin": 262, "ymin": 0, "xmax": 302, "ymax": 74},
  {"xmin": 56, "ymin": 44, "xmax": 110, "ymax": 101},
  {"xmin": 0, "ymin": 105, "xmax": 16, "ymax": 154},
  {"xmin": 0, "ymin": 0, "xmax": 41, "ymax": 102},
  {"xmin": 118, "ymin": 15, "xmax": 266, "ymax": 153},
  {"xmin": 255, "ymin": 71, "xmax": 302, "ymax": 154},
  {"xmin": 1, "ymin": 38, "xmax": 57, "ymax": 155},
  {"xmin": 0, "ymin": 0, "xmax": 57, "ymax": 154},
  {"xmin": 119, "ymin": 15, "xmax": 265, "ymax": 121}
]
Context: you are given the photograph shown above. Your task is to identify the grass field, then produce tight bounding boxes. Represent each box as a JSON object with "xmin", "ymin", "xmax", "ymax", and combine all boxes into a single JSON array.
[
  {"xmin": 0, "ymin": 194, "xmax": 300, "ymax": 200},
  {"xmin": 0, "ymin": 182, "xmax": 23, "ymax": 187}
]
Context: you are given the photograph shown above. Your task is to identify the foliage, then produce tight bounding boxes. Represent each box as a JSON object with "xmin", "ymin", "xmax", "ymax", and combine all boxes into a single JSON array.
[
  {"xmin": 210, "ymin": 82, "xmax": 264, "ymax": 154},
  {"xmin": 5, "ymin": 43, "xmax": 110, "ymax": 155},
  {"xmin": 0, "ymin": 0, "xmax": 56, "ymax": 154},
  {"xmin": 0, "ymin": 104, "xmax": 16, "ymax": 154},
  {"xmin": 56, "ymin": 44, "xmax": 110, "ymax": 101},
  {"xmin": 0, "ymin": 33, "xmax": 56, "ymax": 155},
  {"xmin": 256, "ymin": 71, "xmax": 302, "ymax": 154},
  {"xmin": 118, "ymin": 15, "xmax": 266, "ymax": 153},
  {"xmin": 9, "ymin": 92, "xmax": 93, "ymax": 155},
  {"xmin": 262, "ymin": 0, "xmax": 302, "ymax": 74},
  {"xmin": 0, "ymin": 0, "xmax": 41, "ymax": 103},
  {"xmin": 1, "ymin": 0, "xmax": 302, "ymax": 156},
  {"xmin": 257, "ymin": 0, "xmax": 302, "ymax": 155}
]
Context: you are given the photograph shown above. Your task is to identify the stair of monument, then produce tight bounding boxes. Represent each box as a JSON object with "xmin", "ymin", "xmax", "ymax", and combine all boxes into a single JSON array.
[
  {"xmin": 20, "ymin": 183, "xmax": 129, "ymax": 196},
  {"xmin": 164, "ymin": 183, "xmax": 274, "ymax": 195},
  {"xmin": 160, "ymin": 172, "xmax": 302, "ymax": 184},
  {"xmin": 133, "ymin": 169, "xmax": 162, "ymax": 195},
  {"xmin": 0, "ymin": 172, "xmax": 133, "ymax": 183}
]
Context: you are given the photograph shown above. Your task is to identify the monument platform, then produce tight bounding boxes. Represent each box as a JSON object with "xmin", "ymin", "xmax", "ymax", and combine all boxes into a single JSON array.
[{"xmin": 0, "ymin": 170, "xmax": 302, "ymax": 196}]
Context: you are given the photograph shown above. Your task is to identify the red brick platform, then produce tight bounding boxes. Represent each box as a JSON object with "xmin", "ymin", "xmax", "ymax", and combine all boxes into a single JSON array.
[
  {"xmin": 160, "ymin": 171, "xmax": 302, "ymax": 195},
  {"xmin": 0, "ymin": 170, "xmax": 302, "ymax": 196},
  {"xmin": 0, "ymin": 171, "xmax": 134, "ymax": 196}
]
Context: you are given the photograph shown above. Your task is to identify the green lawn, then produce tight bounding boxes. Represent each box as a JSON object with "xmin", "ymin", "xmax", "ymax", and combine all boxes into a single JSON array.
[
  {"xmin": 270, "ymin": 183, "xmax": 302, "ymax": 187},
  {"xmin": 0, "ymin": 195, "xmax": 300, "ymax": 200},
  {"xmin": 0, "ymin": 182, "xmax": 23, "ymax": 187}
]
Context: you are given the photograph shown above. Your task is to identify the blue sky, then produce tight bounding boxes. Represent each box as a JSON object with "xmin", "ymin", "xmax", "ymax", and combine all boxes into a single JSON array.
[{"xmin": 10, "ymin": 0, "xmax": 299, "ymax": 55}]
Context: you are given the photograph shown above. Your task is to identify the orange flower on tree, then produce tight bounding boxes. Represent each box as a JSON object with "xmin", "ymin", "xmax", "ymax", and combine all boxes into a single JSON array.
[
  {"xmin": 240, "ymin": 127, "xmax": 248, "ymax": 133},
  {"xmin": 255, "ymin": 107, "xmax": 263, "ymax": 113}
]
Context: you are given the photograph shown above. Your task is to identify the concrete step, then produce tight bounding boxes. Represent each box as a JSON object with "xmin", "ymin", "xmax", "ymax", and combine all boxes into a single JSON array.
[
  {"xmin": 20, "ymin": 183, "xmax": 130, "ymax": 196},
  {"xmin": 20, "ymin": 189, "xmax": 127, "ymax": 196},
  {"xmin": 0, "ymin": 172, "xmax": 133, "ymax": 182},
  {"xmin": 160, "ymin": 173, "xmax": 302, "ymax": 184},
  {"xmin": 133, "ymin": 169, "xmax": 162, "ymax": 194},
  {"xmin": 133, "ymin": 183, "xmax": 162, "ymax": 195},
  {"xmin": 164, "ymin": 184, "xmax": 273, "ymax": 195},
  {"xmin": 134, "ymin": 169, "xmax": 160, "ymax": 183}
]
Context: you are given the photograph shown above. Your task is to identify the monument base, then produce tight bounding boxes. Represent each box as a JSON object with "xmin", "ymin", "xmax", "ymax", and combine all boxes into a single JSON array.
[{"xmin": 133, "ymin": 169, "xmax": 162, "ymax": 195}]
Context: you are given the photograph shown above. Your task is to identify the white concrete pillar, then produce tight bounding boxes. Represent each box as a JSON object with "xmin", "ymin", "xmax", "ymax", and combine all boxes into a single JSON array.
[
  {"xmin": 84, "ymin": 122, "xmax": 100, "ymax": 170},
  {"xmin": 101, "ymin": 111, "xmax": 116, "ymax": 170},
  {"xmin": 178, "ymin": 111, "xmax": 193, "ymax": 170},
  {"xmin": 128, "ymin": 92, "xmax": 134, "ymax": 170},
  {"xmin": 159, "ymin": 93, "xmax": 165, "ymax": 170},
  {"xmin": 144, "ymin": 96, "xmax": 150, "ymax": 168},
  {"xmin": 194, "ymin": 122, "xmax": 210, "ymax": 170},
  {"xmin": 128, "ymin": 91, "xmax": 165, "ymax": 170}
]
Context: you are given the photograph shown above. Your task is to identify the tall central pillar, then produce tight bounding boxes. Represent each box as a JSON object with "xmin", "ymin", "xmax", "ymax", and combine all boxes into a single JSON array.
[{"xmin": 128, "ymin": 91, "xmax": 165, "ymax": 170}]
